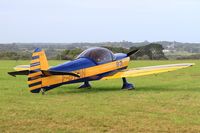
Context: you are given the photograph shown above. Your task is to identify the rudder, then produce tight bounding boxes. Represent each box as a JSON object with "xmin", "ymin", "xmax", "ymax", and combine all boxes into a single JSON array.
[{"xmin": 28, "ymin": 48, "xmax": 49, "ymax": 93}]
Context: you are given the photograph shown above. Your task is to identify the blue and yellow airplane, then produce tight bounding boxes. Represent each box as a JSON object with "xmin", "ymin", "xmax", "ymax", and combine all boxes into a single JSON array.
[{"xmin": 8, "ymin": 47, "xmax": 194, "ymax": 94}]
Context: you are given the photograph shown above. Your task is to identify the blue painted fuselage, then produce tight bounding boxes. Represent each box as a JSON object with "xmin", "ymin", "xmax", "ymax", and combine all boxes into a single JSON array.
[
  {"xmin": 50, "ymin": 53, "xmax": 127, "ymax": 73},
  {"xmin": 44, "ymin": 53, "xmax": 127, "ymax": 91}
]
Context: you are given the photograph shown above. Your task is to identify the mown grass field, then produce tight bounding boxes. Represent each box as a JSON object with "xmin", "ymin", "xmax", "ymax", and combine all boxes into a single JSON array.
[{"xmin": 1, "ymin": 60, "xmax": 200, "ymax": 133}]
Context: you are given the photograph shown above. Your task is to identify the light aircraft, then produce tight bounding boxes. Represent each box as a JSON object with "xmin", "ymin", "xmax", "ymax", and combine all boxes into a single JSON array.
[{"xmin": 8, "ymin": 47, "xmax": 194, "ymax": 94}]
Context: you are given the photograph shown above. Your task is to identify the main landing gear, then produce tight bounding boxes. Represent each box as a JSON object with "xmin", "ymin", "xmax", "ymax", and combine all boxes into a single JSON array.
[
  {"xmin": 40, "ymin": 88, "xmax": 46, "ymax": 95},
  {"xmin": 79, "ymin": 81, "xmax": 91, "ymax": 89},
  {"xmin": 121, "ymin": 77, "xmax": 135, "ymax": 90},
  {"xmin": 78, "ymin": 78, "xmax": 134, "ymax": 90}
]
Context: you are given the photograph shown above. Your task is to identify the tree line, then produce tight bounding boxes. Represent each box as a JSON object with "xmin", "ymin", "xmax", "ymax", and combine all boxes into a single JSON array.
[
  {"xmin": 56, "ymin": 43, "xmax": 167, "ymax": 60},
  {"xmin": 0, "ymin": 43, "xmax": 173, "ymax": 60}
]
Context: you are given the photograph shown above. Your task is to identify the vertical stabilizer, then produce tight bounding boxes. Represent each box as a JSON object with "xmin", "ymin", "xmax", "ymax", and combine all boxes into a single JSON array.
[{"xmin": 28, "ymin": 48, "xmax": 49, "ymax": 93}]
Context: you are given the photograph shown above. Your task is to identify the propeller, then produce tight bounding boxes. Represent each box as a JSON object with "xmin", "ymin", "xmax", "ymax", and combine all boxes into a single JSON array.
[{"xmin": 127, "ymin": 49, "xmax": 140, "ymax": 56}]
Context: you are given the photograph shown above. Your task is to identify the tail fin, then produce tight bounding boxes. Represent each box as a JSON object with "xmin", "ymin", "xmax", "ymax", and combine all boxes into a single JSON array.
[
  {"xmin": 8, "ymin": 48, "xmax": 79, "ymax": 93},
  {"xmin": 28, "ymin": 48, "xmax": 49, "ymax": 93}
]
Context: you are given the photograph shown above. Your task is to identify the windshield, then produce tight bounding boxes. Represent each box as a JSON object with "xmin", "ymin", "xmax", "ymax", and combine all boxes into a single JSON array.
[{"xmin": 76, "ymin": 47, "xmax": 115, "ymax": 64}]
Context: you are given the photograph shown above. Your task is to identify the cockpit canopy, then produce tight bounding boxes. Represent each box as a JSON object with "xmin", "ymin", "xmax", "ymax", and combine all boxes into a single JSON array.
[{"xmin": 76, "ymin": 47, "xmax": 115, "ymax": 64}]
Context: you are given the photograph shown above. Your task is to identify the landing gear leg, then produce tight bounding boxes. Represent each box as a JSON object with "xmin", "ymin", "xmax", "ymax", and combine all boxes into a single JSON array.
[
  {"xmin": 79, "ymin": 81, "xmax": 91, "ymax": 89},
  {"xmin": 121, "ymin": 77, "xmax": 135, "ymax": 90},
  {"xmin": 40, "ymin": 88, "xmax": 46, "ymax": 95}
]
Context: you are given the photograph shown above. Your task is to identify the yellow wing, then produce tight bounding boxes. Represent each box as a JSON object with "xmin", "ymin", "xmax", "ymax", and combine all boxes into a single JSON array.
[{"xmin": 102, "ymin": 63, "xmax": 194, "ymax": 80}]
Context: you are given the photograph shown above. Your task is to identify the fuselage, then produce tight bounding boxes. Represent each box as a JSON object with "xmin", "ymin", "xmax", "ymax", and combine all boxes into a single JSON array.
[{"xmin": 41, "ymin": 48, "xmax": 130, "ymax": 91}]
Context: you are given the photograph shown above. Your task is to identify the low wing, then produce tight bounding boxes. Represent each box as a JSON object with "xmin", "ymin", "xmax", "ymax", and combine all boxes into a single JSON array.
[{"xmin": 102, "ymin": 63, "xmax": 194, "ymax": 80}]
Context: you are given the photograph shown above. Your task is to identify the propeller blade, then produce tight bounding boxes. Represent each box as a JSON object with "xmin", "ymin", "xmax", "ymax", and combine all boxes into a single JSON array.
[{"xmin": 127, "ymin": 49, "xmax": 140, "ymax": 56}]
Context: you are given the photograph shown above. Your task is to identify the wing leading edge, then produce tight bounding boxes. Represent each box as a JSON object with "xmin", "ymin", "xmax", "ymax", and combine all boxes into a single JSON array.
[{"xmin": 102, "ymin": 63, "xmax": 194, "ymax": 80}]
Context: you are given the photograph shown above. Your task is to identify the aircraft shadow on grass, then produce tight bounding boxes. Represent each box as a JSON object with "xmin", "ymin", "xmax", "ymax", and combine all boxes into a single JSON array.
[{"xmin": 50, "ymin": 85, "xmax": 200, "ymax": 95}]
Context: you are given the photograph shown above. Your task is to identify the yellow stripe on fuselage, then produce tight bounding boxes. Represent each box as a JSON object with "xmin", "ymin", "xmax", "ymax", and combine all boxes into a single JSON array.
[
  {"xmin": 29, "ymin": 84, "xmax": 42, "ymax": 91},
  {"xmin": 28, "ymin": 78, "xmax": 41, "ymax": 84},
  {"xmin": 83, "ymin": 57, "xmax": 129, "ymax": 77},
  {"xmin": 41, "ymin": 57, "xmax": 130, "ymax": 87}
]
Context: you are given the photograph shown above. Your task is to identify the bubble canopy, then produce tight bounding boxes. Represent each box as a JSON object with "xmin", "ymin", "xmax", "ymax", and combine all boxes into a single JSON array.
[{"xmin": 76, "ymin": 47, "xmax": 115, "ymax": 64}]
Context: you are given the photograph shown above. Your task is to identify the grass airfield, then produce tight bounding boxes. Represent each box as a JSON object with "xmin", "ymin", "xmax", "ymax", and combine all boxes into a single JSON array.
[{"xmin": 1, "ymin": 60, "xmax": 200, "ymax": 133}]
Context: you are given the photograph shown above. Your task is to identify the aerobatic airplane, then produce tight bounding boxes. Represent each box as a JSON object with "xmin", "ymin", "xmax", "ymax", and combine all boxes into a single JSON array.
[{"xmin": 8, "ymin": 47, "xmax": 194, "ymax": 94}]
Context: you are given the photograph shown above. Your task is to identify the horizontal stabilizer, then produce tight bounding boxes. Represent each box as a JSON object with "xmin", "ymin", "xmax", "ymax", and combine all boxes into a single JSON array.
[
  {"xmin": 41, "ymin": 70, "xmax": 80, "ymax": 77},
  {"xmin": 8, "ymin": 69, "xmax": 80, "ymax": 78},
  {"xmin": 14, "ymin": 65, "xmax": 30, "ymax": 71},
  {"xmin": 8, "ymin": 70, "xmax": 29, "ymax": 77}
]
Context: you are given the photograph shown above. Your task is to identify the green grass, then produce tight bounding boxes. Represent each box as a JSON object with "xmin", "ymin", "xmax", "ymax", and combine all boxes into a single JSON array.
[{"xmin": 1, "ymin": 60, "xmax": 200, "ymax": 133}]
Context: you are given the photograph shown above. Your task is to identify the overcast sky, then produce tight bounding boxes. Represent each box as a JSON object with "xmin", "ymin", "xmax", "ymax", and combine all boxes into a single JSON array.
[{"xmin": 0, "ymin": 0, "xmax": 199, "ymax": 43}]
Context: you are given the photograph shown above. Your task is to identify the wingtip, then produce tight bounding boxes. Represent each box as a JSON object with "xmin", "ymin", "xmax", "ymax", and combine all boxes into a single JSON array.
[{"xmin": 184, "ymin": 63, "xmax": 195, "ymax": 66}]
